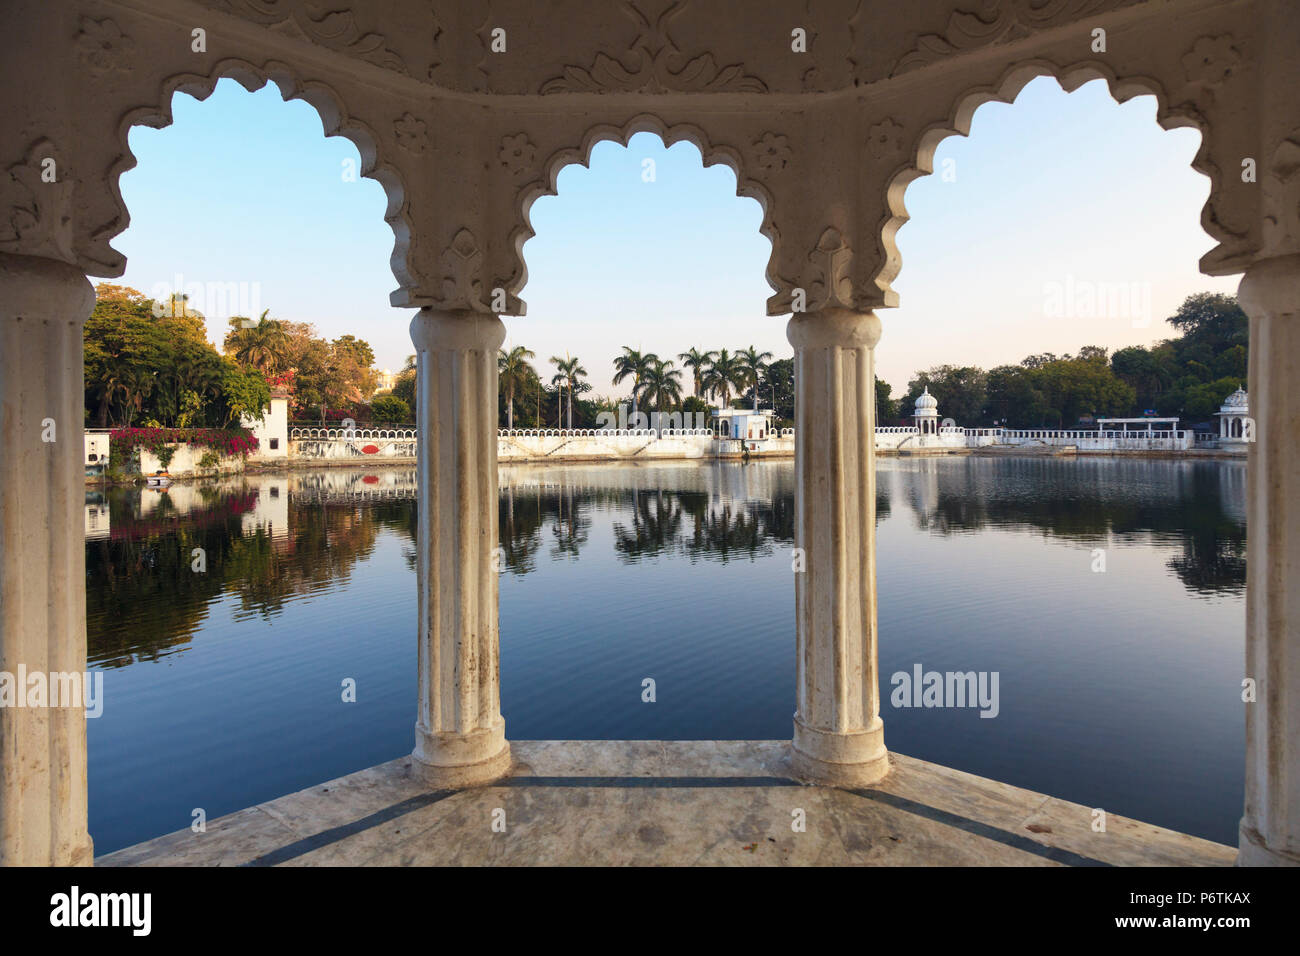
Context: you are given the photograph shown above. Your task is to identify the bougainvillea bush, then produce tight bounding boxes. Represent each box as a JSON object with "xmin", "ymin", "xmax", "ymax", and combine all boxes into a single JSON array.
[{"xmin": 110, "ymin": 427, "xmax": 260, "ymax": 462}]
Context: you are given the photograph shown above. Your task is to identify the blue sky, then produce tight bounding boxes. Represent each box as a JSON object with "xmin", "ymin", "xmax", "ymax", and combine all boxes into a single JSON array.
[{"xmin": 116, "ymin": 75, "xmax": 1237, "ymax": 397}]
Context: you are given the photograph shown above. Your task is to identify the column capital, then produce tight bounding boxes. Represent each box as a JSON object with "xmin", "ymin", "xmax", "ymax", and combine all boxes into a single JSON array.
[
  {"xmin": 1238, "ymin": 254, "xmax": 1300, "ymax": 317},
  {"xmin": 0, "ymin": 252, "xmax": 94, "ymax": 322},
  {"xmin": 786, "ymin": 308, "xmax": 881, "ymax": 351},
  {"xmin": 409, "ymin": 308, "xmax": 506, "ymax": 353}
]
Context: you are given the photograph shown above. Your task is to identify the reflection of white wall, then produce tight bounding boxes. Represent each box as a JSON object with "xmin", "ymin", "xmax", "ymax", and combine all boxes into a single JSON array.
[
  {"xmin": 241, "ymin": 475, "xmax": 290, "ymax": 537},
  {"xmin": 84, "ymin": 502, "xmax": 110, "ymax": 539}
]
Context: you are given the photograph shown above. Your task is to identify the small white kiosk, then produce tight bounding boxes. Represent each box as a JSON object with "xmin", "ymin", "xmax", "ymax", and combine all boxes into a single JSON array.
[
  {"xmin": 713, "ymin": 408, "xmax": 774, "ymax": 441},
  {"xmin": 912, "ymin": 387, "xmax": 939, "ymax": 435},
  {"xmin": 1215, "ymin": 386, "xmax": 1250, "ymax": 442}
]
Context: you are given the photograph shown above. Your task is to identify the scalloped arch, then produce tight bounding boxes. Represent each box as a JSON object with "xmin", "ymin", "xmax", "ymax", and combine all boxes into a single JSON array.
[
  {"xmin": 873, "ymin": 57, "xmax": 1219, "ymax": 305},
  {"xmin": 102, "ymin": 56, "xmax": 416, "ymax": 300},
  {"xmin": 507, "ymin": 114, "xmax": 779, "ymax": 309}
]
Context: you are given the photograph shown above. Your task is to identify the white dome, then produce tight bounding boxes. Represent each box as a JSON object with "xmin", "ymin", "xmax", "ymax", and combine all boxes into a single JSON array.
[
  {"xmin": 1222, "ymin": 386, "xmax": 1248, "ymax": 409},
  {"xmin": 913, "ymin": 386, "xmax": 939, "ymax": 416}
]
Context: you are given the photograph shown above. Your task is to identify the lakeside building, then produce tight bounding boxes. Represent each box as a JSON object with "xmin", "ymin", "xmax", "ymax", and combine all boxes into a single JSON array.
[
  {"xmin": 712, "ymin": 407, "xmax": 774, "ymax": 441},
  {"xmin": 1215, "ymin": 386, "xmax": 1251, "ymax": 443},
  {"xmin": 913, "ymin": 387, "xmax": 940, "ymax": 435}
]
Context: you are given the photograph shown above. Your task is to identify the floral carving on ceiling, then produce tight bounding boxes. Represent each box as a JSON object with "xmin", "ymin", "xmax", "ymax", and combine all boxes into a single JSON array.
[
  {"xmin": 0, "ymin": 139, "xmax": 76, "ymax": 263},
  {"xmin": 540, "ymin": 0, "xmax": 767, "ymax": 94},
  {"xmin": 216, "ymin": 1, "xmax": 409, "ymax": 75},
  {"xmin": 891, "ymin": 0, "xmax": 1134, "ymax": 76},
  {"xmin": 1182, "ymin": 35, "xmax": 1240, "ymax": 87},
  {"xmin": 76, "ymin": 16, "xmax": 136, "ymax": 75}
]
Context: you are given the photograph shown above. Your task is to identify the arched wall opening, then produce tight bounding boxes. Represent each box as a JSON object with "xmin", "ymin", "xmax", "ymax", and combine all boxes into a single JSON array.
[
  {"xmin": 83, "ymin": 76, "xmax": 421, "ymax": 855},
  {"xmin": 496, "ymin": 131, "xmax": 796, "ymax": 742},
  {"xmin": 873, "ymin": 73, "xmax": 1246, "ymax": 844}
]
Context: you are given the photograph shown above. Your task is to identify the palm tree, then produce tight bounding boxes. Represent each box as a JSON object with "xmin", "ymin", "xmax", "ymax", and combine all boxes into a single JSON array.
[
  {"xmin": 640, "ymin": 358, "xmax": 683, "ymax": 417},
  {"xmin": 229, "ymin": 310, "xmax": 289, "ymax": 375},
  {"xmin": 549, "ymin": 354, "xmax": 588, "ymax": 430},
  {"xmin": 702, "ymin": 348, "xmax": 746, "ymax": 410},
  {"xmin": 611, "ymin": 347, "xmax": 658, "ymax": 419},
  {"xmin": 498, "ymin": 344, "xmax": 535, "ymax": 429},
  {"xmin": 738, "ymin": 346, "xmax": 774, "ymax": 410},
  {"xmin": 677, "ymin": 347, "xmax": 718, "ymax": 397}
]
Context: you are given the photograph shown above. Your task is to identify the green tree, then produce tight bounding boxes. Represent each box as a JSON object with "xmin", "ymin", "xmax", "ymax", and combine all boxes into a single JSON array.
[
  {"xmin": 875, "ymin": 377, "xmax": 897, "ymax": 426},
  {"xmin": 218, "ymin": 360, "xmax": 272, "ymax": 427},
  {"xmin": 498, "ymin": 345, "xmax": 536, "ymax": 429},
  {"xmin": 371, "ymin": 395, "xmax": 411, "ymax": 424},
  {"xmin": 761, "ymin": 358, "xmax": 795, "ymax": 422},
  {"xmin": 702, "ymin": 348, "xmax": 746, "ymax": 409},
  {"xmin": 224, "ymin": 310, "xmax": 289, "ymax": 376},
  {"xmin": 904, "ymin": 365, "xmax": 988, "ymax": 426},
  {"xmin": 612, "ymin": 347, "xmax": 657, "ymax": 419},
  {"xmin": 738, "ymin": 345, "xmax": 774, "ymax": 410},
  {"xmin": 1034, "ymin": 354, "xmax": 1135, "ymax": 424},
  {"xmin": 549, "ymin": 354, "xmax": 587, "ymax": 429},
  {"xmin": 677, "ymin": 347, "xmax": 718, "ymax": 397},
  {"xmin": 639, "ymin": 357, "xmax": 684, "ymax": 414}
]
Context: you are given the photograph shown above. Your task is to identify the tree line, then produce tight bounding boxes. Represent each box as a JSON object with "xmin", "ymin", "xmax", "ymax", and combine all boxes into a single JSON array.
[
  {"xmin": 890, "ymin": 293, "xmax": 1248, "ymax": 427},
  {"xmin": 84, "ymin": 285, "xmax": 1245, "ymax": 434},
  {"xmin": 84, "ymin": 284, "xmax": 393, "ymax": 428}
]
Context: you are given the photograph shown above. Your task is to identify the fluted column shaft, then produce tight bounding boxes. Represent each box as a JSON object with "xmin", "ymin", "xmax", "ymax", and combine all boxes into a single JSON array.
[
  {"xmin": 1237, "ymin": 254, "xmax": 1300, "ymax": 866},
  {"xmin": 787, "ymin": 308, "xmax": 889, "ymax": 786},
  {"xmin": 409, "ymin": 309, "xmax": 511, "ymax": 787},
  {"xmin": 0, "ymin": 253, "xmax": 94, "ymax": 864}
]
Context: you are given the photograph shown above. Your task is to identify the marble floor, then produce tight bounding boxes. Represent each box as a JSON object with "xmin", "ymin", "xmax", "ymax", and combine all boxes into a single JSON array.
[{"xmin": 97, "ymin": 741, "xmax": 1236, "ymax": 866}]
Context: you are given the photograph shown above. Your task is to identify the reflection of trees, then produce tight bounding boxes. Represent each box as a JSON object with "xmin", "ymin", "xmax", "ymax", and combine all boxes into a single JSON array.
[
  {"xmin": 897, "ymin": 458, "xmax": 1247, "ymax": 595},
  {"xmin": 86, "ymin": 458, "xmax": 1243, "ymax": 670},
  {"xmin": 613, "ymin": 490, "xmax": 683, "ymax": 560},
  {"xmin": 499, "ymin": 485, "xmax": 545, "ymax": 575},
  {"xmin": 682, "ymin": 501, "xmax": 766, "ymax": 563},
  {"xmin": 550, "ymin": 482, "xmax": 590, "ymax": 559},
  {"xmin": 85, "ymin": 483, "xmax": 410, "ymax": 665},
  {"xmin": 224, "ymin": 503, "xmax": 395, "ymax": 618}
]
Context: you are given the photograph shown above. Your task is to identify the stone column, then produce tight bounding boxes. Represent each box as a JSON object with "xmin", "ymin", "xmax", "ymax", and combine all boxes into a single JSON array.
[
  {"xmin": 1237, "ymin": 254, "xmax": 1300, "ymax": 866},
  {"xmin": 0, "ymin": 253, "xmax": 95, "ymax": 865},
  {"xmin": 409, "ymin": 309, "xmax": 512, "ymax": 788},
  {"xmin": 788, "ymin": 307, "xmax": 889, "ymax": 786}
]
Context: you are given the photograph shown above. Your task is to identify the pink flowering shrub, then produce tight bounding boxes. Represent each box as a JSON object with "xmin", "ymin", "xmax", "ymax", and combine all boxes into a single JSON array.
[{"xmin": 110, "ymin": 427, "xmax": 259, "ymax": 462}]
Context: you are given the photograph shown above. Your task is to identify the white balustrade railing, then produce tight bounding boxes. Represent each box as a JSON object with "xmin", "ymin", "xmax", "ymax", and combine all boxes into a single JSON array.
[
  {"xmin": 497, "ymin": 428, "xmax": 666, "ymax": 438},
  {"xmin": 290, "ymin": 427, "xmax": 417, "ymax": 440},
  {"xmin": 287, "ymin": 424, "xmax": 1203, "ymax": 451}
]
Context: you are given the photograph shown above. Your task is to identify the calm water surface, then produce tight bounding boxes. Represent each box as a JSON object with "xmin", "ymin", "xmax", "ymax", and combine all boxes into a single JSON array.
[{"xmin": 85, "ymin": 456, "xmax": 1246, "ymax": 852}]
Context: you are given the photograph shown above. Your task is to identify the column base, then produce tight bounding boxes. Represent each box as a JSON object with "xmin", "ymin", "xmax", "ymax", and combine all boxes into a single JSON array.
[
  {"xmin": 412, "ymin": 721, "xmax": 512, "ymax": 789},
  {"xmin": 1237, "ymin": 821, "xmax": 1300, "ymax": 867},
  {"xmin": 791, "ymin": 716, "xmax": 890, "ymax": 787}
]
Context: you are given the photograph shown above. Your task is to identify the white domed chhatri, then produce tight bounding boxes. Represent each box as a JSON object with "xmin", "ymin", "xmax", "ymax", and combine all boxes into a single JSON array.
[
  {"xmin": 912, "ymin": 386, "xmax": 940, "ymax": 434},
  {"xmin": 1216, "ymin": 386, "xmax": 1250, "ymax": 442},
  {"xmin": 1221, "ymin": 386, "xmax": 1249, "ymax": 411}
]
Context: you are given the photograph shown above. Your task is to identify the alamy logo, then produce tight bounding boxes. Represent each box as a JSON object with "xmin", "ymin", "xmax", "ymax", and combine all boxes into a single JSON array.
[
  {"xmin": 594, "ymin": 403, "xmax": 710, "ymax": 431},
  {"xmin": 0, "ymin": 667, "xmax": 103, "ymax": 717},
  {"xmin": 890, "ymin": 664, "xmax": 1000, "ymax": 718},
  {"xmin": 50, "ymin": 886, "xmax": 151, "ymax": 936}
]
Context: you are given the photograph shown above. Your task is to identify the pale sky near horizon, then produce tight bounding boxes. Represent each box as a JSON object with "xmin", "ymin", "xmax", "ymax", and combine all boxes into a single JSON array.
[{"xmin": 115, "ymin": 75, "xmax": 1238, "ymax": 399}]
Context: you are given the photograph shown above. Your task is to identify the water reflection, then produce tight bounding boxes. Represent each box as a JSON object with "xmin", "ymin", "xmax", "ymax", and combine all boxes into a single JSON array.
[
  {"xmin": 87, "ymin": 457, "xmax": 1247, "ymax": 669},
  {"xmin": 880, "ymin": 457, "xmax": 1246, "ymax": 595},
  {"xmin": 84, "ymin": 457, "xmax": 1247, "ymax": 852}
]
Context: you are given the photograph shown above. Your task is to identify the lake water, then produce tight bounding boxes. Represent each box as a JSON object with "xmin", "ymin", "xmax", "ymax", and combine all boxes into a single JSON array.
[{"xmin": 84, "ymin": 456, "xmax": 1247, "ymax": 853}]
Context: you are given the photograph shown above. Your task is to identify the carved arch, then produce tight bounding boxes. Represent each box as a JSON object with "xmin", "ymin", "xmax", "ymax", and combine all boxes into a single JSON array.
[
  {"xmin": 872, "ymin": 56, "xmax": 1241, "ymax": 307},
  {"xmin": 506, "ymin": 113, "xmax": 781, "ymax": 310},
  {"xmin": 100, "ymin": 56, "xmax": 419, "ymax": 300}
]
